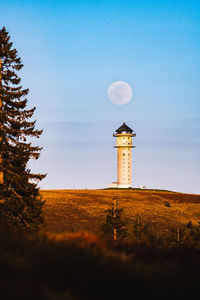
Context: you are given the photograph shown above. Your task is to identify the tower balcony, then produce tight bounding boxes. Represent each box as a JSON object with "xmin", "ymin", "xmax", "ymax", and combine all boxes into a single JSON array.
[
  {"xmin": 113, "ymin": 144, "xmax": 136, "ymax": 148},
  {"xmin": 113, "ymin": 133, "xmax": 136, "ymax": 137}
]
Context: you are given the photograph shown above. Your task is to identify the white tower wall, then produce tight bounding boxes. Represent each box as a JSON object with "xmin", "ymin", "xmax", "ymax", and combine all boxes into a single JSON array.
[{"xmin": 113, "ymin": 124, "xmax": 136, "ymax": 188}]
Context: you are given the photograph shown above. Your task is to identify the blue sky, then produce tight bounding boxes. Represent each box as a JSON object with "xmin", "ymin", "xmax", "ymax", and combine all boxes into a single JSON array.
[{"xmin": 0, "ymin": 0, "xmax": 199, "ymax": 193}]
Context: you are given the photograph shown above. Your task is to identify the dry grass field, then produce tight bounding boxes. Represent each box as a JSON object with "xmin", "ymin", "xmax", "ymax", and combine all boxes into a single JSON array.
[
  {"xmin": 42, "ymin": 189, "xmax": 200, "ymax": 236},
  {"xmin": 1, "ymin": 189, "xmax": 200, "ymax": 299}
]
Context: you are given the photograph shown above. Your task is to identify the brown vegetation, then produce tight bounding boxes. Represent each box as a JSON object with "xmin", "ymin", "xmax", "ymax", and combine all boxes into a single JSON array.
[
  {"xmin": 1, "ymin": 190, "xmax": 200, "ymax": 299},
  {"xmin": 1, "ymin": 228, "xmax": 200, "ymax": 300},
  {"xmin": 42, "ymin": 189, "xmax": 200, "ymax": 238}
]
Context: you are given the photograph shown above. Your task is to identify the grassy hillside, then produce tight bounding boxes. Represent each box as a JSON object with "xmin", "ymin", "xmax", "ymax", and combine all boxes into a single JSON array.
[
  {"xmin": 42, "ymin": 189, "xmax": 200, "ymax": 236},
  {"xmin": 1, "ymin": 190, "xmax": 200, "ymax": 299}
]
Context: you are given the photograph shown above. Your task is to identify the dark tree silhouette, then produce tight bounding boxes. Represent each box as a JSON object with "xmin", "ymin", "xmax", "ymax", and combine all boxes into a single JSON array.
[
  {"xmin": 0, "ymin": 27, "xmax": 46, "ymax": 227},
  {"xmin": 102, "ymin": 197, "xmax": 127, "ymax": 240}
]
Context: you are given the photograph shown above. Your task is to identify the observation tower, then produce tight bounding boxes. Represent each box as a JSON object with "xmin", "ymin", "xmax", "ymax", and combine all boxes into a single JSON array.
[{"xmin": 113, "ymin": 123, "xmax": 136, "ymax": 188}]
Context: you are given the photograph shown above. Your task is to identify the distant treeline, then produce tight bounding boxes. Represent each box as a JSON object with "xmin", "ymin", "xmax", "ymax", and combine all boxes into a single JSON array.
[{"xmin": 101, "ymin": 199, "xmax": 200, "ymax": 248}]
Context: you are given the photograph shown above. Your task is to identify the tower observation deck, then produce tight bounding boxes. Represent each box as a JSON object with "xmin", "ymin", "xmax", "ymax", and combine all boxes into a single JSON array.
[{"xmin": 113, "ymin": 123, "xmax": 136, "ymax": 188}]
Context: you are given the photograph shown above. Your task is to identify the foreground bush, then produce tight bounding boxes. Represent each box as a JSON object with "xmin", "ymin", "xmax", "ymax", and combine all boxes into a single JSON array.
[{"xmin": 0, "ymin": 227, "xmax": 200, "ymax": 300}]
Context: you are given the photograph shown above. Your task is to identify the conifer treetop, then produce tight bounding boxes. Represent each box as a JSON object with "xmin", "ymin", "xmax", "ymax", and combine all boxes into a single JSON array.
[{"xmin": 0, "ymin": 26, "xmax": 46, "ymax": 228}]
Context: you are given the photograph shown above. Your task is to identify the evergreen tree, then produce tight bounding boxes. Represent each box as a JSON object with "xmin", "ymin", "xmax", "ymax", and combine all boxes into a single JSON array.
[
  {"xmin": 132, "ymin": 216, "xmax": 147, "ymax": 242},
  {"xmin": 0, "ymin": 27, "xmax": 46, "ymax": 227},
  {"xmin": 181, "ymin": 221, "xmax": 200, "ymax": 248},
  {"xmin": 102, "ymin": 198, "xmax": 127, "ymax": 240},
  {"xmin": 168, "ymin": 225, "xmax": 186, "ymax": 247}
]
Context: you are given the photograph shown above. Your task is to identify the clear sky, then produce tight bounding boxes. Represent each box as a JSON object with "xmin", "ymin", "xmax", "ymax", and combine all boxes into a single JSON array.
[{"xmin": 0, "ymin": 0, "xmax": 200, "ymax": 193}]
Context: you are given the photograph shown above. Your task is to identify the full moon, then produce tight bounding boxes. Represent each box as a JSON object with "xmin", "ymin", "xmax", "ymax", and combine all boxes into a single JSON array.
[{"xmin": 107, "ymin": 81, "xmax": 133, "ymax": 105}]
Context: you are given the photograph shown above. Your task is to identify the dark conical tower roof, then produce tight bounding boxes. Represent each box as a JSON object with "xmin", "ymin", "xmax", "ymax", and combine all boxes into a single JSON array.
[{"xmin": 116, "ymin": 122, "xmax": 133, "ymax": 133}]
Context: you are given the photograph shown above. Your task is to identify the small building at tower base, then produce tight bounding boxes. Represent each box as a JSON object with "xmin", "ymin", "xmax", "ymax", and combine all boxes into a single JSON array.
[{"xmin": 107, "ymin": 182, "xmax": 118, "ymax": 189}]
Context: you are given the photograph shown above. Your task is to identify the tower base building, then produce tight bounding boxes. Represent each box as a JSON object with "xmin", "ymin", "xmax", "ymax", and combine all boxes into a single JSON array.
[{"xmin": 113, "ymin": 123, "xmax": 136, "ymax": 188}]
